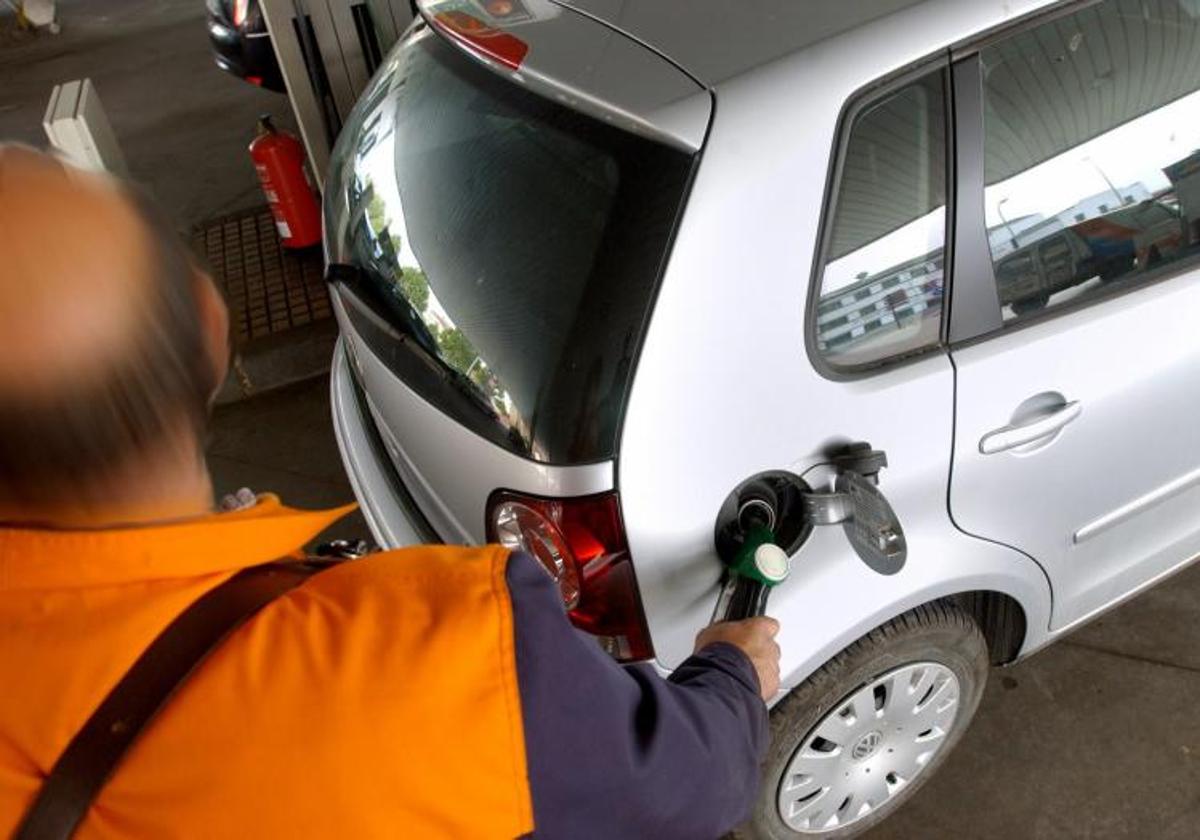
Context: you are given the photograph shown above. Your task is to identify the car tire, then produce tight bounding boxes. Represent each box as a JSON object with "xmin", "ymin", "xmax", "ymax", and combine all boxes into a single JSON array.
[
  {"xmin": 1100, "ymin": 254, "xmax": 1136, "ymax": 281},
  {"xmin": 1011, "ymin": 293, "xmax": 1049, "ymax": 315},
  {"xmin": 734, "ymin": 602, "xmax": 989, "ymax": 840}
]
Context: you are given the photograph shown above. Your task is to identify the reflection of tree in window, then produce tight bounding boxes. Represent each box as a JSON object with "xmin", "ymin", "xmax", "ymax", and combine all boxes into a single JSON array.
[
  {"xmin": 366, "ymin": 192, "xmax": 388, "ymax": 233},
  {"xmin": 398, "ymin": 266, "xmax": 430, "ymax": 313},
  {"xmin": 435, "ymin": 325, "xmax": 476, "ymax": 374}
]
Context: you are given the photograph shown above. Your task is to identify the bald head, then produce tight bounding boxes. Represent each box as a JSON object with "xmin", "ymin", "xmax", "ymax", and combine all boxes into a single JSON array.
[
  {"xmin": 0, "ymin": 146, "xmax": 226, "ymax": 509},
  {"xmin": 0, "ymin": 146, "xmax": 153, "ymax": 396}
]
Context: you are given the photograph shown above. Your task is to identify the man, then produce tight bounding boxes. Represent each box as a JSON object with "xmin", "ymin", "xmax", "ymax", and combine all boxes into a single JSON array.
[{"xmin": 0, "ymin": 146, "xmax": 781, "ymax": 838}]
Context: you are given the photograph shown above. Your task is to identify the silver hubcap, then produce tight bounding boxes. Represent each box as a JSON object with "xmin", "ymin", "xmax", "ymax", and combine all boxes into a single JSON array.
[{"xmin": 777, "ymin": 661, "xmax": 961, "ymax": 834}]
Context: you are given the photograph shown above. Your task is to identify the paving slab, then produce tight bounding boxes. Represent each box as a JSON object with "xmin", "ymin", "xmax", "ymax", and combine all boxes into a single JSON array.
[{"xmin": 214, "ymin": 320, "xmax": 339, "ymax": 406}]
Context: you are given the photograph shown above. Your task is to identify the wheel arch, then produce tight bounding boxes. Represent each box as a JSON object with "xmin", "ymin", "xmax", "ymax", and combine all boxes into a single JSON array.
[
  {"xmin": 773, "ymin": 540, "xmax": 1052, "ymax": 703},
  {"xmin": 949, "ymin": 589, "xmax": 1027, "ymax": 665}
]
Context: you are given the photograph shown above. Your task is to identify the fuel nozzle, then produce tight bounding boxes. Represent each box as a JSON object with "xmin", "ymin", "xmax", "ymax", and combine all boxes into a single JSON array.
[
  {"xmin": 712, "ymin": 495, "xmax": 791, "ymax": 622},
  {"xmin": 710, "ymin": 444, "xmax": 907, "ymax": 624}
]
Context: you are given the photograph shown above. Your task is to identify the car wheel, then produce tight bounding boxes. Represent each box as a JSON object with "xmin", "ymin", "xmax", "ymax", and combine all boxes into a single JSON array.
[
  {"xmin": 1100, "ymin": 254, "xmax": 1136, "ymax": 280},
  {"xmin": 735, "ymin": 602, "xmax": 989, "ymax": 840},
  {"xmin": 1011, "ymin": 294, "xmax": 1049, "ymax": 315}
]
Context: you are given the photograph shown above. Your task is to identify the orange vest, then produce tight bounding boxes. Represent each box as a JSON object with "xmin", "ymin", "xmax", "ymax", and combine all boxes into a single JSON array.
[{"xmin": 0, "ymin": 495, "xmax": 534, "ymax": 838}]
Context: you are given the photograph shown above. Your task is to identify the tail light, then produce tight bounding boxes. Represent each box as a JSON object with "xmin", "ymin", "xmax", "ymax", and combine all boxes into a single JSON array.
[
  {"xmin": 484, "ymin": 0, "xmax": 515, "ymax": 15},
  {"xmin": 487, "ymin": 491, "xmax": 654, "ymax": 662},
  {"xmin": 429, "ymin": 9, "xmax": 529, "ymax": 70}
]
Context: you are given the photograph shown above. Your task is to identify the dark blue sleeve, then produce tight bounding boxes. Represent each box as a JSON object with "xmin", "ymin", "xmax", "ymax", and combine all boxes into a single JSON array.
[{"xmin": 507, "ymin": 552, "xmax": 769, "ymax": 840}]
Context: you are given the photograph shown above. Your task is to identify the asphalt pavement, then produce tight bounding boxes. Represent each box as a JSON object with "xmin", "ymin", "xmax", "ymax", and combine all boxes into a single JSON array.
[{"xmin": 0, "ymin": 0, "xmax": 300, "ymax": 231}]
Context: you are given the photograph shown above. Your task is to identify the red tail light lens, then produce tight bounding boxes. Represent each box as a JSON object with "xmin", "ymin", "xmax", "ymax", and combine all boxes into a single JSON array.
[
  {"xmin": 431, "ymin": 10, "xmax": 529, "ymax": 70},
  {"xmin": 487, "ymin": 491, "xmax": 654, "ymax": 662}
]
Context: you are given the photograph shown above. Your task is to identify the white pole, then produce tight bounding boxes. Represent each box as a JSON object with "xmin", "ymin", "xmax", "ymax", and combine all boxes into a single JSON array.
[{"xmin": 43, "ymin": 79, "xmax": 129, "ymax": 177}]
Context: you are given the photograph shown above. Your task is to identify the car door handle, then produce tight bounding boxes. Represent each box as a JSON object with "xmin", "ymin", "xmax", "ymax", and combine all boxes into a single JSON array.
[{"xmin": 979, "ymin": 401, "xmax": 1082, "ymax": 455}]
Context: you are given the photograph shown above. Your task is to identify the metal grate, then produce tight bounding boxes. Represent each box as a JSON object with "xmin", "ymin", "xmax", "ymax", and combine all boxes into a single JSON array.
[{"xmin": 191, "ymin": 207, "xmax": 331, "ymax": 344}]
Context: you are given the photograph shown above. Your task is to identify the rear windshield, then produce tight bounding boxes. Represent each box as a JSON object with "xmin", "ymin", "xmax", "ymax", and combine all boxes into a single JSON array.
[{"xmin": 325, "ymin": 26, "xmax": 694, "ymax": 464}]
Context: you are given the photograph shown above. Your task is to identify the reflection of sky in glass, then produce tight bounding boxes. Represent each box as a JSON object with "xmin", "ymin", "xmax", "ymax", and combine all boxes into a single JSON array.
[
  {"xmin": 358, "ymin": 123, "xmax": 451, "ymax": 324},
  {"xmin": 985, "ymin": 89, "xmax": 1200, "ymax": 227},
  {"xmin": 823, "ymin": 89, "xmax": 1200, "ymax": 297},
  {"xmin": 353, "ymin": 100, "xmax": 516, "ymax": 419},
  {"xmin": 823, "ymin": 208, "xmax": 943, "ymax": 293}
]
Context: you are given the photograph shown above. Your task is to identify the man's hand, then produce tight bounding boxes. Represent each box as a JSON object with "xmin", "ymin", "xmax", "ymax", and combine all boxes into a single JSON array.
[{"xmin": 694, "ymin": 617, "xmax": 781, "ymax": 701}]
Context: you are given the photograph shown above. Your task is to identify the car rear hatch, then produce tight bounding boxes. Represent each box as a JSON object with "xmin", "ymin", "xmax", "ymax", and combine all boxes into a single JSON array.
[
  {"xmin": 324, "ymin": 1, "xmax": 709, "ymax": 547},
  {"xmin": 551, "ymin": 0, "xmax": 931, "ymax": 86}
]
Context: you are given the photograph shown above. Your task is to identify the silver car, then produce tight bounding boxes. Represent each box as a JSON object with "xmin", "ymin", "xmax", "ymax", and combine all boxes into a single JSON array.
[{"xmin": 323, "ymin": 0, "xmax": 1200, "ymax": 835}]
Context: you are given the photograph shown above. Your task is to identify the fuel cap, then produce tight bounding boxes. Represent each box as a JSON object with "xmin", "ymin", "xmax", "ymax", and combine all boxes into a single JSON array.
[
  {"xmin": 836, "ymin": 471, "xmax": 907, "ymax": 575},
  {"xmin": 753, "ymin": 543, "xmax": 791, "ymax": 584}
]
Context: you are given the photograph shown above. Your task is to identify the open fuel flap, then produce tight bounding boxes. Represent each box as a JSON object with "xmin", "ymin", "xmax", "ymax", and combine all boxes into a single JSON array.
[{"xmin": 712, "ymin": 443, "xmax": 908, "ymax": 622}]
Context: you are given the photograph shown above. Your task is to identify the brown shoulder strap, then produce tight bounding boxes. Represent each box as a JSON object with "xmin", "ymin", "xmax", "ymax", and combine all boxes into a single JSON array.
[{"xmin": 14, "ymin": 560, "xmax": 334, "ymax": 840}]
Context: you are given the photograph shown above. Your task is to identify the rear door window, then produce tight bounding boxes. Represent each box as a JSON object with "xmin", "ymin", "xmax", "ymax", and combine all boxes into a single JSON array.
[{"xmin": 981, "ymin": 0, "xmax": 1200, "ymax": 323}]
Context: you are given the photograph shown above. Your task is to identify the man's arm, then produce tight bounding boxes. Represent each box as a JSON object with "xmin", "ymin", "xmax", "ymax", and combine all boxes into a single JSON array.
[{"xmin": 507, "ymin": 552, "xmax": 771, "ymax": 840}]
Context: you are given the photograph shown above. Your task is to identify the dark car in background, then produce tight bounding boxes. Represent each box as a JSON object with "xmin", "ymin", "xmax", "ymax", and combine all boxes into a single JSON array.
[
  {"xmin": 206, "ymin": 0, "xmax": 286, "ymax": 93},
  {"xmin": 995, "ymin": 197, "xmax": 1190, "ymax": 315}
]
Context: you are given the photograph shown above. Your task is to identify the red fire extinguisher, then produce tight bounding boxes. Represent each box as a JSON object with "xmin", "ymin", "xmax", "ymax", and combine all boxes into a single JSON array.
[{"xmin": 249, "ymin": 115, "xmax": 322, "ymax": 249}]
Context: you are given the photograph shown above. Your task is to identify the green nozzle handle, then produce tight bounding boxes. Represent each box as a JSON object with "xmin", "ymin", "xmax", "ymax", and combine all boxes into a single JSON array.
[
  {"xmin": 717, "ymin": 524, "xmax": 791, "ymax": 621},
  {"xmin": 731, "ymin": 524, "xmax": 791, "ymax": 587}
]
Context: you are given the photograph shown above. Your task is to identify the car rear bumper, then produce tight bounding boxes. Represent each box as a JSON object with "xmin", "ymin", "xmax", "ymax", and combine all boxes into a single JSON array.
[{"xmin": 330, "ymin": 339, "xmax": 442, "ymax": 548}]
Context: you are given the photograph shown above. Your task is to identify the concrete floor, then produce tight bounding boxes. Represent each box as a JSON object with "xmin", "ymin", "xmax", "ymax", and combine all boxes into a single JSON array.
[
  {"xmin": 208, "ymin": 375, "xmax": 366, "ymax": 547},
  {"xmin": 209, "ymin": 375, "xmax": 1200, "ymax": 839},
  {"xmin": 0, "ymin": 0, "xmax": 299, "ymax": 230}
]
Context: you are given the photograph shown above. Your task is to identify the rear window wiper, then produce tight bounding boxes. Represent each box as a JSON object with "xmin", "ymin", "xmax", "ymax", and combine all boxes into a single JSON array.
[
  {"xmin": 439, "ymin": 364, "xmax": 502, "ymax": 423},
  {"xmin": 326, "ymin": 262, "xmax": 441, "ymax": 359},
  {"xmin": 327, "ymin": 261, "xmax": 501, "ymax": 424}
]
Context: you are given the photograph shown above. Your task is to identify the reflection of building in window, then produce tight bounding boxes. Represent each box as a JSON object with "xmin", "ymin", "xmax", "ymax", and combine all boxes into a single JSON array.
[
  {"xmin": 989, "ymin": 151, "xmax": 1200, "ymax": 315},
  {"xmin": 988, "ymin": 183, "xmax": 1151, "ymax": 258},
  {"xmin": 816, "ymin": 250, "xmax": 944, "ymax": 353},
  {"xmin": 1164, "ymin": 149, "xmax": 1200, "ymax": 242}
]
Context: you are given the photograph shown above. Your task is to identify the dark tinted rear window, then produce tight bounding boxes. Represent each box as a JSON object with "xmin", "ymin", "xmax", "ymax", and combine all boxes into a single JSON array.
[{"xmin": 325, "ymin": 28, "xmax": 694, "ymax": 464}]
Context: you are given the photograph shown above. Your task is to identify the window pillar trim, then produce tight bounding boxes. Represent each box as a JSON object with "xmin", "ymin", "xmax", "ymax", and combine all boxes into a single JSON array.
[{"xmin": 946, "ymin": 55, "xmax": 1003, "ymax": 345}]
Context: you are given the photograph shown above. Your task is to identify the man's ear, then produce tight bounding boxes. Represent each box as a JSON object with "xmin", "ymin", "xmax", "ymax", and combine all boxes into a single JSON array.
[{"xmin": 193, "ymin": 270, "xmax": 230, "ymax": 401}]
